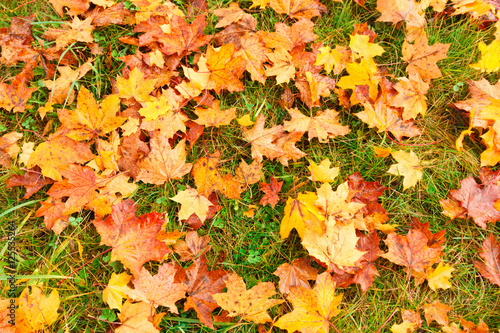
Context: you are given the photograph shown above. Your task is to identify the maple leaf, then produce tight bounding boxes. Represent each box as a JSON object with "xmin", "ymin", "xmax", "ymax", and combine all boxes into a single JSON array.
[
  {"xmin": 235, "ymin": 159, "xmax": 263, "ymax": 186},
  {"xmin": 390, "ymin": 309, "xmax": 423, "ymax": 333},
  {"xmin": 235, "ymin": 34, "xmax": 269, "ymax": 83},
  {"xmin": 27, "ymin": 135, "xmax": 94, "ymax": 181},
  {"xmin": 336, "ymin": 58, "xmax": 381, "ymax": 102},
  {"xmin": 117, "ymin": 131, "xmax": 150, "ymax": 179},
  {"xmin": 194, "ymin": 100, "xmax": 236, "ymax": 127},
  {"xmin": 387, "ymin": 150, "xmax": 423, "ymax": 190},
  {"xmin": 473, "ymin": 233, "xmax": 500, "ymax": 287},
  {"xmin": 170, "ymin": 187, "xmax": 214, "ymax": 222},
  {"xmin": 349, "ymin": 34, "xmax": 385, "ymax": 60},
  {"xmin": 137, "ymin": 136, "xmax": 192, "ymax": 185},
  {"xmin": 314, "ymin": 45, "xmax": 350, "ymax": 75},
  {"xmin": 183, "ymin": 257, "xmax": 229, "ymax": 329},
  {"xmin": 43, "ymin": 60, "xmax": 92, "ymax": 105},
  {"xmin": 103, "ymin": 272, "xmax": 132, "ymax": 311},
  {"xmin": 423, "ymin": 300, "xmax": 452, "ymax": 326},
  {"xmin": 116, "ymin": 300, "xmax": 159, "ymax": 333},
  {"xmin": 138, "ymin": 94, "xmax": 172, "ymax": 121},
  {"xmin": 126, "ymin": 264, "xmax": 187, "ymax": 311},
  {"xmin": 332, "ymin": 231, "xmax": 383, "ymax": 292},
  {"xmin": 402, "ymin": 32, "xmax": 450, "ymax": 82},
  {"xmin": 47, "ymin": 0, "xmax": 90, "ymax": 16},
  {"xmin": 0, "ymin": 61, "xmax": 36, "ymax": 113},
  {"xmin": 16, "ymin": 286, "xmax": 59, "ymax": 333},
  {"xmin": 191, "ymin": 151, "xmax": 241, "ymax": 199},
  {"xmin": 281, "ymin": 192, "xmax": 326, "ymax": 239},
  {"xmin": 449, "ymin": 173, "xmax": 500, "ymax": 229},
  {"xmin": 206, "ymin": 44, "xmax": 246, "ymax": 93},
  {"xmin": 242, "ymin": 114, "xmax": 285, "ymax": 163},
  {"xmin": 0, "ymin": 131, "xmax": 22, "ymax": 168},
  {"xmin": 275, "ymin": 130, "xmax": 306, "ymax": 166},
  {"xmin": 46, "ymin": 164, "xmax": 101, "ymax": 215},
  {"xmin": 265, "ymin": 48, "xmax": 296, "ymax": 85},
  {"xmin": 92, "ymin": 199, "xmax": 170, "ymax": 276},
  {"xmin": 212, "ymin": 273, "xmax": 284, "ymax": 324},
  {"xmin": 270, "ymin": 0, "xmax": 327, "ymax": 19},
  {"xmin": 426, "ymin": 262, "xmax": 455, "ymax": 290},
  {"xmin": 5, "ymin": 168, "xmax": 54, "ymax": 199},
  {"xmin": 158, "ymin": 15, "xmax": 212, "ymax": 56},
  {"xmin": 376, "ymin": 0, "xmax": 426, "ymax": 28},
  {"xmin": 173, "ymin": 231, "xmax": 212, "ymax": 261},
  {"xmin": 260, "ymin": 176, "xmax": 283, "ymax": 208},
  {"xmin": 302, "ymin": 221, "xmax": 366, "ymax": 271},
  {"xmin": 390, "ymin": 74, "xmax": 430, "ymax": 121},
  {"xmin": 274, "ymin": 272, "xmax": 342, "ymax": 333},
  {"xmin": 382, "ymin": 229, "xmax": 442, "ymax": 274},
  {"xmin": 35, "ymin": 198, "xmax": 68, "ymax": 232},
  {"xmin": 308, "ymin": 158, "xmax": 339, "ymax": 183},
  {"xmin": 284, "ymin": 108, "xmax": 350, "ymax": 143},
  {"xmin": 86, "ymin": 2, "xmax": 135, "ymax": 26},
  {"xmin": 273, "ymin": 257, "xmax": 318, "ymax": 295},
  {"xmin": 116, "ymin": 67, "xmax": 157, "ymax": 102},
  {"xmin": 43, "ymin": 17, "xmax": 94, "ymax": 50},
  {"xmin": 315, "ymin": 182, "xmax": 365, "ymax": 228},
  {"xmin": 58, "ymin": 87, "xmax": 125, "ymax": 141},
  {"xmin": 213, "ymin": 2, "xmax": 246, "ymax": 28},
  {"xmin": 470, "ymin": 39, "xmax": 500, "ymax": 73},
  {"xmin": 356, "ymin": 94, "xmax": 422, "ymax": 141}
]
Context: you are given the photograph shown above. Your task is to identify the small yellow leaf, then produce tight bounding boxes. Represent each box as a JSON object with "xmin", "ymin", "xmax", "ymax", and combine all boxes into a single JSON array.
[
  {"xmin": 103, "ymin": 272, "xmax": 132, "ymax": 311},
  {"xmin": 387, "ymin": 150, "xmax": 423, "ymax": 190},
  {"xmin": 308, "ymin": 158, "xmax": 339, "ymax": 183},
  {"xmin": 426, "ymin": 262, "xmax": 455, "ymax": 291},
  {"xmin": 373, "ymin": 146, "xmax": 392, "ymax": 157},
  {"xmin": 237, "ymin": 114, "xmax": 255, "ymax": 127},
  {"xmin": 149, "ymin": 49, "xmax": 165, "ymax": 68}
]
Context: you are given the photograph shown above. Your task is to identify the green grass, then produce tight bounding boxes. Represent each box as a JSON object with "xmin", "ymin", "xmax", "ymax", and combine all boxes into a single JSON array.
[{"xmin": 1, "ymin": 0, "xmax": 500, "ymax": 331}]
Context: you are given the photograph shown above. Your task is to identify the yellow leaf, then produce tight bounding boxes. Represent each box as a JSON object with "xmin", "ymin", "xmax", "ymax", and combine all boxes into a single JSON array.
[
  {"xmin": 265, "ymin": 47, "xmax": 296, "ymax": 85},
  {"xmin": 302, "ymin": 220, "xmax": 366, "ymax": 270},
  {"xmin": 314, "ymin": 45, "xmax": 350, "ymax": 75},
  {"xmin": 16, "ymin": 286, "xmax": 60, "ymax": 332},
  {"xmin": 103, "ymin": 272, "xmax": 132, "ymax": 311},
  {"xmin": 237, "ymin": 114, "xmax": 255, "ymax": 127},
  {"xmin": 470, "ymin": 39, "xmax": 500, "ymax": 73},
  {"xmin": 280, "ymin": 192, "xmax": 325, "ymax": 239},
  {"xmin": 373, "ymin": 146, "xmax": 392, "ymax": 157},
  {"xmin": 308, "ymin": 158, "xmax": 339, "ymax": 183},
  {"xmin": 149, "ymin": 49, "xmax": 165, "ymax": 68},
  {"xmin": 170, "ymin": 187, "xmax": 214, "ymax": 221},
  {"xmin": 139, "ymin": 95, "xmax": 172, "ymax": 121},
  {"xmin": 116, "ymin": 300, "xmax": 159, "ymax": 333},
  {"xmin": 387, "ymin": 150, "xmax": 423, "ymax": 190},
  {"xmin": 274, "ymin": 272, "xmax": 342, "ymax": 333},
  {"xmin": 212, "ymin": 273, "xmax": 283, "ymax": 324},
  {"xmin": 194, "ymin": 100, "xmax": 236, "ymax": 127},
  {"xmin": 336, "ymin": 58, "xmax": 380, "ymax": 102},
  {"xmin": 116, "ymin": 67, "xmax": 156, "ymax": 102},
  {"xmin": 426, "ymin": 263, "xmax": 455, "ymax": 291},
  {"xmin": 349, "ymin": 34, "xmax": 385, "ymax": 60}
]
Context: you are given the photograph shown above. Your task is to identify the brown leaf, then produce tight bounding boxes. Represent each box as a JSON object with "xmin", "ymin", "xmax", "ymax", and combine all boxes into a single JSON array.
[
  {"xmin": 137, "ymin": 135, "xmax": 192, "ymax": 185},
  {"xmin": 117, "ymin": 130, "xmax": 150, "ymax": 179},
  {"xmin": 423, "ymin": 300, "xmax": 452, "ymax": 326},
  {"xmin": 242, "ymin": 114, "xmax": 284, "ymax": 163},
  {"xmin": 183, "ymin": 257, "xmax": 229, "ymax": 329},
  {"xmin": 449, "ymin": 175, "xmax": 500, "ymax": 229},
  {"xmin": 473, "ymin": 233, "xmax": 500, "ymax": 286},
  {"xmin": 260, "ymin": 176, "xmax": 283, "ymax": 208},
  {"xmin": 5, "ymin": 168, "xmax": 54, "ymax": 199},
  {"xmin": 273, "ymin": 257, "xmax": 318, "ymax": 295},
  {"xmin": 173, "ymin": 231, "xmax": 212, "ymax": 261},
  {"xmin": 410, "ymin": 218, "xmax": 445, "ymax": 249},
  {"xmin": 235, "ymin": 159, "xmax": 263, "ymax": 186},
  {"xmin": 85, "ymin": 2, "xmax": 135, "ymax": 26},
  {"xmin": 47, "ymin": 0, "xmax": 90, "ymax": 17},
  {"xmin": 382, "ymin": 229, "xmax": 442, "ymax": 274},
  {"xmin": 93, "ymin": 199, "xmax": 170, "ymax": 276},
  {"xmin": 126, "ymin": 264, "xmax": 187, "ymax": 311},
  {"xmin": 279, "ymin": 86, "xmax": 295, "ymax": 109},
  {"xmin": 0, "ymin": 61, "xmax": 36, "ymax": 113}
]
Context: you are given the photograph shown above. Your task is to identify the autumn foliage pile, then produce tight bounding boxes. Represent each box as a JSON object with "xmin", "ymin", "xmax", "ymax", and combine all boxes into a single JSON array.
[{"xmin": 1, "ymin": 0, "xmax": 500, "ymax": 331}]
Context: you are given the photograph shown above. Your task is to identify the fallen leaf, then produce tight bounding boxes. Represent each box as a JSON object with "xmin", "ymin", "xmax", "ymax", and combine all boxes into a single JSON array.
[
  {"xmin": 473, "ymin": 233, "xmax": 500, "ymax": 286},
  {"xmin": 93, "ymin": 199, "xmax": 170, "ymax": 276},
  {"xmin": 170, "ymin": 187, "xmax": 214, "ymax": 222},
  {"xmin": 103, "ymin": 272, "xmax": 132, "ymax": 311},
  {"xmin": 212, "ymin": 273, "xmax": 284, "ymax": 324},
  {"xmin": 308, "ymin": 158, "xmax": 339, "ymax": 183},
  {"xmin": 387, "ymin": 150, "xmax": 423, "ymax": 190},
  {"xmin": 280, "ymin": 192, "xmax": 325, "ymax": 239},
  {"xmin": 270, "ymin": 0, "xmax": 327, "ymax": 19},
  {"xmin": 423, "ymin": 300, "xmax": 452, "ymax": 326},
  {"xmin": 16, "ymin": 286, "xmax": 59, "ymax": 333},
  {"xmin": 273, "ymin": 257, "xmax": 318, "ymax": 295},
  {"xmin": 470, "ymin": 39, "xmax": 500, "ymax": 73},
  {"xmin": 116, "ymin": 300, "xmax": 159, "ymax": 333},
  {"xmin": 274, "ymin": 272, "xmax": 342, "ymax": 333},
  {"xmin": 260, "ymin": 176, "xmax": 283, "ymax": 208}
]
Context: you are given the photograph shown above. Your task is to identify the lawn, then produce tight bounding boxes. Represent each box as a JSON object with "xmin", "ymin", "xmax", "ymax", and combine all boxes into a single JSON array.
[{"xmin": 1, "ymin": 0, "xmax": 500, "ymax": 332}]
